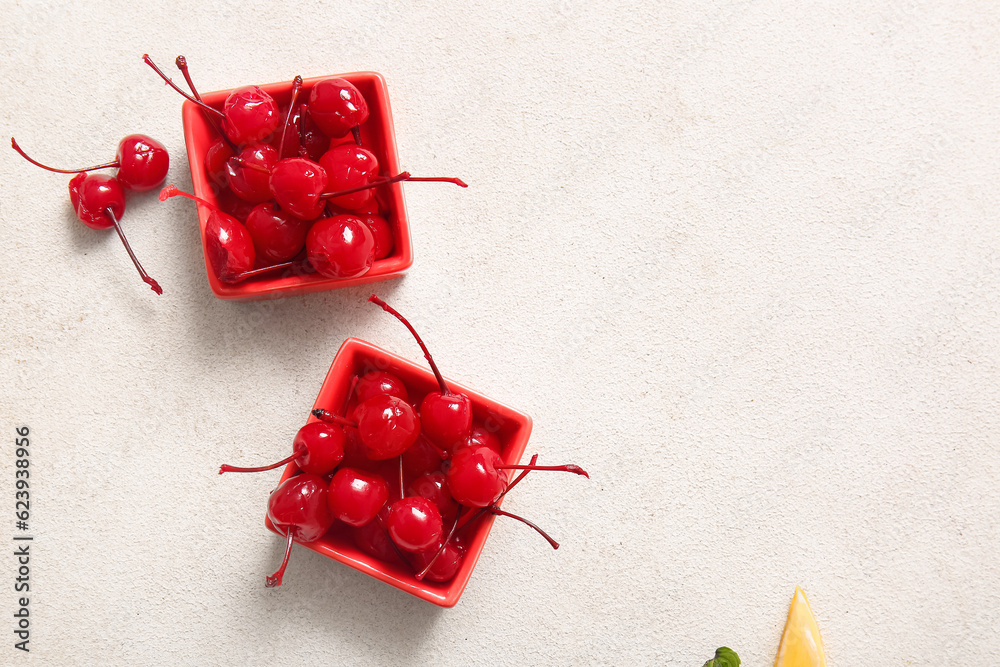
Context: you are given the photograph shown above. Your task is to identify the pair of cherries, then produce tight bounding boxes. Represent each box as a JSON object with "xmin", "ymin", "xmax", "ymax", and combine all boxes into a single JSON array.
[
  {"xmin": 10, "ymin": 134, "xmax": 169, "ymax": 294},
  {"xmin": 145, "ymin": 55, "xmax": 466, "ymax": 286},
  {"xmin": 221, "ymin": 296, "xmax": 587, "ymax": 587}
]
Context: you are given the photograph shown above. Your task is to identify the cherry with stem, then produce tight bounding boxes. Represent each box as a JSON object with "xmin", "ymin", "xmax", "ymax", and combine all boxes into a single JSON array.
[
  {"xmin": 144, "ymin": 54, "xmax": 226, "ymax": 123},
  {"xmin": 174, "ymin": 55, "xmax": 239, "ymax": 154},
  {"xmin": 320, "ymin": 172, "xmax": 467, "ymax": 200}
]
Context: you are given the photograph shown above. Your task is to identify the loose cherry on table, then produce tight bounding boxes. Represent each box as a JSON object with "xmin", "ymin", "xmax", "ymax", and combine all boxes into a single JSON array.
[
  {"xmin": 11, "ymin": 138, "xmax": 165, "ymax": 294},
  {"xmin": 265, "ymin": 473, "xmax": 334, "ymax": 587},
  {"xmin": 218, "ymin": 421, "xmax": 345, "ymax": 476},
  {"xmin": 369, "ymin": 295, "xmax": 474, "ymax": 451}
]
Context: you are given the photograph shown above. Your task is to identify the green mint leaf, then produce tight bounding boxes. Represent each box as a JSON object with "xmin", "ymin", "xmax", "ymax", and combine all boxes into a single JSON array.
[{"xmin": 702, "ymin": 646, "xmax": 740, "ymax": 667}]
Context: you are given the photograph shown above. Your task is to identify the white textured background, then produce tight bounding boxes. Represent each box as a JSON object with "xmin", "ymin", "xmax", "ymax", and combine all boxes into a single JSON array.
[{"xmin": 1, "ymin": 1, "xmax": 998, "ymax": 665}]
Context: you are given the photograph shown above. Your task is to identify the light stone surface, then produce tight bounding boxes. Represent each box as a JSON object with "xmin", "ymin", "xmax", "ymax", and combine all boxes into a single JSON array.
[{"xmin": 1, "ymin": 1, "xmax": 998, "ymax": 664}]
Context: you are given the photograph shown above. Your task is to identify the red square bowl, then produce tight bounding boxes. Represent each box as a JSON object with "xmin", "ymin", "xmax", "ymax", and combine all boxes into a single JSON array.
[
  {"xmin": 181, "ymin": 73, "xmax": 412, "ymax": 300},
  {"xmin": 265, "ymin": 337, "xmax": 532, "ymax": 606}
]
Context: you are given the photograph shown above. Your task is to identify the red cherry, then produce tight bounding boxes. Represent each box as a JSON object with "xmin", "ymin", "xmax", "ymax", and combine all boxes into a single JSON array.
[
  {"xmin": 297, "ymin": 104, "xmax": 331, "ymax": 161},
  {"xmin": 245, "ymin": 203, "xmax": 310, "ymax": 264},
  {"xmin": 269, "ymin": 158, "xmax": 327, "ymax": 220},
  {"xmin": 219, "ymin": 421, "xmax": 345, "ymax": 476},
  {"xmin": 64, "ymin": 173, "xmax": 162, "ymax": 295},
  {"xmin": 407, "ymin": 471, "xmax": 459, "ymax": 524},
  {"xmin": 402, "ymin": 435, "xmax": 447, "ymax": 479},
  {"xmin": 11, "ymin": 135, "xmax": 168, "ymax": 192},
  {"xmin": 319, "ymin": 145, "xmax": 379, "ymax": 210},
  {"xmin": 144, "ymin": 56, "xmax": 278, "ymax": 146},
  {"xmin": 69, "ymin": 172, "xmax": 124, "ymax": 230},
  {"xmin": 446, "ymin": 445, "xmax": 590, "ymax": 508},
  {"xmin": 362, "ymin": 214, "xmax": 394, "ymax": 260},
  {"xmin": 305, "ymin": 215, "xmax": 375, "ymax": 279},
  {"xmin": 352, "ymin": 508, "xmax": 403, "ymax": 565},
  {"xmin": 308, "ymin": 77, "xmax": 369, "ymax": 139},
  {"xmin": 226, "ymin": 144, "xmax": 278, "ymax": 203},
  {"xmin": 216, "ymin": 187, "xmax": 255, "ymax": 223},
  {"xmin": 455, "ymin": 425, "xmax": 502, "ymax": 454},
  {"xmin": 354, "ymin": 394, "xmax": 420, "ymax": 460},
  {"xmin": 265, "ymin": 473, "xmax": 334, "ymax": 587},
  {"xmin": 412, "ymin": 537, "xmax": 465, "ymax": 582},
  {"xmin": 222, "ymin": 86, "xmax": 280, "ymax": 144},
  {"xmin": 369, "ymin": 296, "xmax": 472, "ymax": 450},
  {"xmin": 328, "ymin": 468, "xmax": 389, "ymax": 526},
  {"xmin": 446, "ymin": 445, "xmax": 506, "ymax": 508},
  {"xmin": 355, "ymin": 371, "xmax": 408, "ymax": 404},
  {"xmin": 159, "ymin": 185, "xmax": 256, "ymax": 283},
  {"xmin": 204, "ymin": 210, "xmax": 256, "ymax": 282},
  {"xmin": 115, "ymin": 135, "xmax": 169, "ymax": 191},
  {"xmin": 205, "ymin": 140, "xmax": 234, "ymax": 187},
  {"xmin": 386, "ymin": 496, "xmax": 442, "ymax": 553}
]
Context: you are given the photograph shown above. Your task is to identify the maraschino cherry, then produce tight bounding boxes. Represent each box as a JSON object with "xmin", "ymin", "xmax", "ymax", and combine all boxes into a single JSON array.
[
  {"xmin": 11, "ymin": 135, "xmax": 169, "ymax": 192},
  {"xmin": 328, "ymin": 467, "xmax": 389, "ymax": 526},
  {"xmin": 265, "ymin": 473, "xmax": 334, "ymax": 587},
  {"xmin": 308, "ymin": 77, "xmax": 369, "ymax": 143},
  {"xmin": 306, "ymin": 215, "xmax": 375, "ymax": 279},
  {"xmin": 369, "ymin": 295, "xmax": 473, "ymax": 450},
  {"xmin": 446, "ymin": 445, "xmax": 588, "ymax": 508},
  {"xmin": 386, "ymin": 496, "xmax": 443, "ymax": 553},
  {"xmin": 219, "ymin": 421, "xmax": 345, "ymax": 476}
]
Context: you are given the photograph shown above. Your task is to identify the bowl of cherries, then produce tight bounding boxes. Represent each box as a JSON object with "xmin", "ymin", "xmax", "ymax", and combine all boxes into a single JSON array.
[
  {"xmin": 220, "ymin": 296, "xmax": 588, "ymax": 606},
  {"xmin": 146, "ymin": 55, "xmax": 466, "ymax": 300}
]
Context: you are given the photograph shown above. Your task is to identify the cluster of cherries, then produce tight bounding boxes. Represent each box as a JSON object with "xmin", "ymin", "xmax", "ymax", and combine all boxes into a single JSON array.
[
  {"xmin": 10, "ymin": 133, "xmax": 169, "ymax": 294},
  {"xmin": 221, "ymin": 296, "xmax": 588, "ymax": 587},
  {"xmin": 146, "ymin": 55, "xmax": 466, "ymax": 285}
]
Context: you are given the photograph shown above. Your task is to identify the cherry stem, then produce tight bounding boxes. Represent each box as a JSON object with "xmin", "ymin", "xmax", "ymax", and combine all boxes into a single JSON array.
[
  {"xmin": 229, "ymin": 157, "xmax": 271, "ymax": 175},
  {"xmin": 10, "ymin": 138, "xmax": 118, "ymax": 174},
  {"xmin": 351, "ymin": 126, "xmax": 363, "ymax": 146},
  {"xmin": 218, "ymin": 450, "xmax": 298, "ymax": 475},
  {"xmin": 278, "ymin": 76, "xmax": 303, "ymax": 160},
  {"xmin": 159, "ymin": 184, "xmax": 222, "ymax": 213},
  {"xmin": 105, "ymin": 207, "xmax": 162, "ymax": 295},
  {"xmin": 341, "ymin": 376, "xmax": 359, "ymax": 416},
  {"xmin": 398, "ymin": 455, "xmax": 405, "ymax": 502},
  {"xmin": 143, "ymin": 54, "xmax": 226, "ymax": 120},
  {"xmin": 174, "ymin": 55, "xmax": 239, "ymax": 153},
  {"xmin": 311, "ymin": 408, "xmax": 356, "ymax": 429},
  {"xmin": 265, "ymin": 530, "xmax": 295, "ymax": 587},
  {"xmin": 368, "ymin": 295, "xmax": 450, "ymax": 395},
  {"xmin": 319, "ymin": 172, "xmax": 468, "ymax": 200},
  {"xmin": 494, "ymin": 463, "xmax": 589, "ymax": 478},
  {"xmin": 489, "ymin": 507, "xmax": 559, "ymax": 549}
]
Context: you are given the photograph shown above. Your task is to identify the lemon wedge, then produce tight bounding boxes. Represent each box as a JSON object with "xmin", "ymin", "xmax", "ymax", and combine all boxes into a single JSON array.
[{"xmin": 774, "ymin": 587, "xmax": 827, "ymax": 667}]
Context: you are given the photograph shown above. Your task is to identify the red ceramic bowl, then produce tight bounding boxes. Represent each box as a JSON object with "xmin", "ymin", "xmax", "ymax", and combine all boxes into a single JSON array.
[
  {"xmin": 181, "ymin": 73, "xmax": 412, "ymax": 300},
  {"xmin": 265, "ymin": 338, "xmax": 532, "ymax": 606}
]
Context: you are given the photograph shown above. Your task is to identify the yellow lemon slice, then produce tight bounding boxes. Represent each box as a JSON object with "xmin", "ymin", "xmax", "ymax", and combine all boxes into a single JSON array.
[{"xmin": 774, "ymin": 587, "xmax": 827, "ymax": 667}]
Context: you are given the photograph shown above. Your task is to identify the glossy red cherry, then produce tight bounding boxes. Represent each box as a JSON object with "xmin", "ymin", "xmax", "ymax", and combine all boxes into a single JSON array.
[
  {"xmin": 159, "ymin": 185, "xmax": 256, "ymax": 283},
  {"xmin": 352, "ymin": 507, "xmax": 403, "ymax": 565},
  {"xmin": 308, "ymin": 77, "xmax": 369, "ymax": 140},
  {"xmin": 269, "ymin": 158, "xmax": 327, "ymax": 220},
  {"xmin": 402, "ymin": 436, "xmax": 447, "ymax": 479},
  {"xmin": 265, "ymin": 473, "xmax": 334, "ymax": 587},
  {"xmin": 219, "ymin": 421, "xmax": 345, "ymax": 476},
  {"xmin": 362, "ymin": 214, "xmax": 394, "ymax": 260},
  {"xmin": 455, "ymin": 425, "xmax": 502, "ymax": 454},
  {"xmin": 369, "ymin": 295, "xmax": 473, "ymax": 450},
  {"xmin": 319, "ymin": 145, "xmax": 379, "ymax": 209},
  {"xmin": 245, "ymin": 203, "xmax": 310, "ymax": 263},
  {"xmin": 386, "ymin": 496, "xmax": 442, "ymax": 553},
  {"xmin": 354, "ymin": 394, "xmax": 420, "ymax": 460},
  {"xmin": 446, "ymin": 445, "xmax": 506, "ymax": 508},
  {"xmin": 227, "ymin": 144, "xmax": 278, "ymax": 203},
  {"xmin": 355, "ymin": 370, "xmax": 408, "ymax": 404},
  {"xmin": 64, "ymin": 172, "xmax": 163, "ymax": 294},
  {"xmin": 328, "ymin": 467, "xmax": 389, "ymax": 526},
  {"xmin": 205, "ymin": 139, "xmax": 234, "ymax": 187},
  {"xmin": 11, "ymin": 135, "xmax": 168, "ymax": 192},
  {"xmin": 408, "ymin": 471, "xmax": 459, "ymax": 524},
  {"xmin": 144, "ymin": 55, "xmax": 279, "ymax": 146},
  {"xmin": 306, "ymin": 215, "xmax": 375, "ymax": 279},
  {"xmin": 115, "ymin": 135, "xmax": 170, "ymax": 191},
  {"xmin": 297, "ymin": 104, "xmax": 331, "ymax": 161},
  {"xmin": 412, "ymin": 536, "xmax": 465, "ymax": 582}
]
